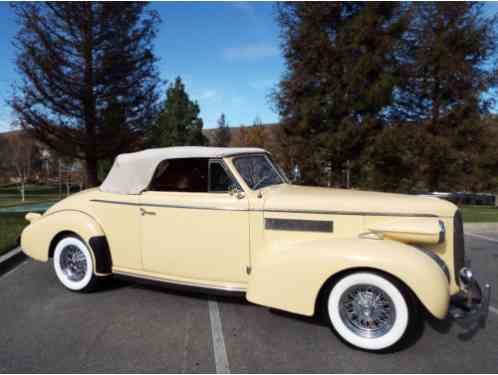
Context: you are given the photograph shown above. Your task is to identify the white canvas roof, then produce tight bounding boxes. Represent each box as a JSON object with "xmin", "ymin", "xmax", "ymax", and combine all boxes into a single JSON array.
[{"xmin": 100, "ymin": 146, "xmax": 267, "ymax": 194}]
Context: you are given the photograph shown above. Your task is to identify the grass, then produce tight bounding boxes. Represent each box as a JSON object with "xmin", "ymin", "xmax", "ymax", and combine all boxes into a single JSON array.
[
  {"xmin": 0, "ymin": 184, "xmax": 65, "ymax": 207},
  {"xmin": 460, "ymin": 205, "xmax": 498, "ymax": 223},
  {"xmin": 0, "ymin": 184, "xmax": 62, "ymax": 254},
  {"xmin": 0, "ymin": 194, "xmax": 60, "ymax": 208},
  {"xmin": 0, "ymin": 213, "xmax": 27, "ymax": 255}
]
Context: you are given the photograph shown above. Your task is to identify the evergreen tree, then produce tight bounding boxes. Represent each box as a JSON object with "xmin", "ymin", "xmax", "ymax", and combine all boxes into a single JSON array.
[
  {"xmin": 11, "ymin": 2, "xmax": 161, "ymax": 186},
  {"xmin": 274, "ymin": 3, "xmax": 409, "ymax": 185},
  {"xmin": 148, "ymin": 77, "xmax": 207, "ymax": 147},
  {"xmin": 212, "ymin": 113, "xmax": 231, "ymax": 147},
  {"xmin": 394, "ymin": 2, "xmax": 498, "ymax": 191},
  {"xmin": 248, "ymin": 116, "xmax": 266, "ymax": 147}
]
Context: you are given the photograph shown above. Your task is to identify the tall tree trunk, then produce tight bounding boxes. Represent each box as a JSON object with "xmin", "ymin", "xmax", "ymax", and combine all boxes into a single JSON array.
[
  {"xmin": 82, "ymin": 4, "xmax": 98, "ymax": 187},
  {"xmin": 86, "ymin": 159, "xmax": 99, "ymax": 187}
]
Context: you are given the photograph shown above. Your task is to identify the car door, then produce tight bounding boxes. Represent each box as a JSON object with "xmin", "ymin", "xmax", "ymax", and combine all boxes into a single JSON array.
[{"xmin": 140, "ymin": 157, "xmax": 250, "ymax": 287}]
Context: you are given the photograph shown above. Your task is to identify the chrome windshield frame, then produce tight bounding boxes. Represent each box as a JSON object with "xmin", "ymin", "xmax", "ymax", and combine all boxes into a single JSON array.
[{"xmin": 231, "ymin": 153, "xmax": 287, "ymax": 190}]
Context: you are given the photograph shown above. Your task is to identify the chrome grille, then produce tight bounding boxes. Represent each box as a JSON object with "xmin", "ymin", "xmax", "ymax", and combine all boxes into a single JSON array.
[{"xmin": 453, "ymin": 210, "xmax": 465, "ymax": 285}]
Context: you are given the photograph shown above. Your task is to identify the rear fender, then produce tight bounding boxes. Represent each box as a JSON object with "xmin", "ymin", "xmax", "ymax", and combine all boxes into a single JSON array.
[
  {"xmin": 21, "ymin": 210, "xmax": 111, "ymax": 276},
  {"xmin": 246, "ymin": 238, "xmax": 450, "ymax": 319}
]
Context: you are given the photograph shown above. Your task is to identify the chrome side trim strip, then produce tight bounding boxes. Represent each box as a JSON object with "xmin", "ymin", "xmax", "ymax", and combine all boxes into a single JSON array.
[
  {"xmin": 91, "ymin": 199, "xmax": 247, "ymax": 212},
  {"xmin": 263, "ymin": 208, "xmax": 438, "ymax": 218},
  {"xmin": 91, "ymin": 199, "xmax": 140, "ymax": 206},
  {"xmin": 113, "ymin": 270, "xmax": 247, "ymax": 293},
  {"xmin": 91, "ymin": 199, "xmax": 437, "ymax": 217}
]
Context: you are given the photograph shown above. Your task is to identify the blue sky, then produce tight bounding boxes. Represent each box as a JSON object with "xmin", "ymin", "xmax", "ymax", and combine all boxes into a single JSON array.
[
  {"xmin": 0, "ymin": 2, "xmax": 284, "ymax": 132},
  {"xmin": 1, "ymin": 2, "xmax": 497, "ymax": 133}
]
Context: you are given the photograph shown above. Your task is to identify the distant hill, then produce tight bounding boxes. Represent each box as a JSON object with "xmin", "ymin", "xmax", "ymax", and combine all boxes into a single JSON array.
[
  {"xmin": 203, "ymin": 122, "xmax": 280, "ymax": 146},
  {"xmin": 1, "ymin": 123, "xmax": 282, "ymax": 148}
]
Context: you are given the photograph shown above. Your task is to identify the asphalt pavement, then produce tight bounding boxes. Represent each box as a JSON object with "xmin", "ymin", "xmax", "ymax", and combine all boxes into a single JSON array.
[{"xmin": 0, "ymin": 230, "xmax": 497, "ymax": 373}]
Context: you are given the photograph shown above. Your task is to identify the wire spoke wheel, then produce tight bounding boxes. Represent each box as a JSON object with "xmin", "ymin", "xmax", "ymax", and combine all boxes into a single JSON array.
[
  {"xmin": 53, "ymin": 236, "xmax": 99, "ymax": 292},
  {"xmin": 339, "ymin": 284, "xmax": 396, "ymax": 338},
  {"xmin": 59, "ymin": 244, "xmax": 88, "ymax": 282},
  {"xmin": 327, "ymin": 272, "xmax": 412, "ymax": 351}
]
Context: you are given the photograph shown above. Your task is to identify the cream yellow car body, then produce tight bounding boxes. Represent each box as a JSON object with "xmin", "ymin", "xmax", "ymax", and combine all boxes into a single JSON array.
[{"xmin": 21, "ymin": 154, "xmax": 461, "ymax": 320}]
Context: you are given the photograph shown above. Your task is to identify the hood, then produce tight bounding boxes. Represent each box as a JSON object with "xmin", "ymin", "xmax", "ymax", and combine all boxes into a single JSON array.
[{"xmin": 262, "ymin": 184, "xmax": 457, "ymax": 218}]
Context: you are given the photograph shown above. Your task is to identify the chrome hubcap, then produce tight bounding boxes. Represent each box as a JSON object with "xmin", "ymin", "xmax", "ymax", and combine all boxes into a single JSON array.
[
  {"xmin": 339, "ymin": 284, "xmax": 396, "ymax": 338},
  {"xmin": 60, "ymin": 245, "xmax": 87, "ymax": 282}
]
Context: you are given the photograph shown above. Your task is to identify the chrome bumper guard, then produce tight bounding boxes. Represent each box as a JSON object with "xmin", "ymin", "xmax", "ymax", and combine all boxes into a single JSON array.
[{"xmin": 448, "ymin": 267, "xmax": 491, "ymax": 331}]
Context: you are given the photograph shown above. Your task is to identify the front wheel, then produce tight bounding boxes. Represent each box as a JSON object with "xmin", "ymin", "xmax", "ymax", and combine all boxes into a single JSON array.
[
  {"xmin": 53, "ymin": 236, "xmax": 99, "ymax": 292},
  {"xmin": 327, "ymin": 272, "xmax": 418, "ymax": 351}
]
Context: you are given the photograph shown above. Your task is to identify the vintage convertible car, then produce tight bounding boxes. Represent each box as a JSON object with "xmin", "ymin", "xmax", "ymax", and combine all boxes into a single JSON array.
[{"xmin": 21, "ymin": 147, "xmax": 490, "ymax": 351}]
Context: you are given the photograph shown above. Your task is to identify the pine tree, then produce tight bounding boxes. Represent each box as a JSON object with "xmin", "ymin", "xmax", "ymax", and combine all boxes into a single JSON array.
[
  {"xmin": 394, "ymin": 2, "xmax": 498, "ymax": 191},
  {"xmin": 148, "ymin": 77, "xmax": 207, "ymax": 147},
  {"xmin": 274, "ymin": 3, "xmax": 408, "ymax": 185},
  {"xmin": 212, "ymin": 113, "xmax": 231, "ymax": 147},
  {"xmin": 11, "ymin": 3, "xmax": 161, "ymax": 186}
]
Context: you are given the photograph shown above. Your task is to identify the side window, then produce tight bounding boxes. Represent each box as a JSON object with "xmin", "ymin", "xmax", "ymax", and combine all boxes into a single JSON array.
[
  {"xmin": 209, "ymin": 161, "xmax": 240, "ymax": 192},
  {"xmin": 149, "ymin": 158, "xmax": 208, "ymax": 192}
]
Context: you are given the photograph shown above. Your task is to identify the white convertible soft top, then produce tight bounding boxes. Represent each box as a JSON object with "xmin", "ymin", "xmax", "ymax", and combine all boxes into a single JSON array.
[{"xmin": 100, "ymin": 146, "xmax": 266, "ymax": 194}]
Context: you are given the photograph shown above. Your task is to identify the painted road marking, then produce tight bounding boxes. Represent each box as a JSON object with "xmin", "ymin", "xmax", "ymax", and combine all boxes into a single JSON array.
[
  {"xmin": 465, "ymin": 232, "xmax": 498, "ymax": 243},
  {"xmin": 0, "ymin": 260, "xmax": 26, "ymax": 279},
  {"xmin": 208, "ymin": 299, "xmax": 230, "ymax": 374}
]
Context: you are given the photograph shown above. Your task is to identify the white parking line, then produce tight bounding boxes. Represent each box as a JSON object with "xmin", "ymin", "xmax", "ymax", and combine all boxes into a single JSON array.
[
  {"xmin": 490, "ymin": 305, "xmax": 498, "ymax": 316},
  {"xmin": 0, "ymin": 260, "xmax": 26, "ymax": 279},
  {"xmin": 208, "ymin": 299, "xmax": 230, "ymax": 374},
  {"xmin": 465, "ymin": 232, "xmax": 498, "ymax": 243}
]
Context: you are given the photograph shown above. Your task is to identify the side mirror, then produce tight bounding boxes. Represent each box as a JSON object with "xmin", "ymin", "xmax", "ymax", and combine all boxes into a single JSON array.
[{"xmin": 228, "ymin": 185, "xmax": 245, "ymax": 200}]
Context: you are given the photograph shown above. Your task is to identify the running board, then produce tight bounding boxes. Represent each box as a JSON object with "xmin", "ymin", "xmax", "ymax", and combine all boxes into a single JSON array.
[{"xmin": 113, "ymin": 270, "xmax": 247, "ymax": 297}]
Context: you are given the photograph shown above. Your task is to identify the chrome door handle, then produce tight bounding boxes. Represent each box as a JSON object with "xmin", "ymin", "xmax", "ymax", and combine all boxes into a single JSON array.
[{"xmin": 140, "ymin": 208, "xmax": 156, "ymax": 216}]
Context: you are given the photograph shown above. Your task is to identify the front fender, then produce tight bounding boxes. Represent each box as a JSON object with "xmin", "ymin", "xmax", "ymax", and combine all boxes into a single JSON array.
[
  {"xmin": 21, "ymin": 210, "xmax": 109, "ymax": 275},
  {"xmin": 246, "ymin": 238, "xmax": 450, "ymax": 319}
]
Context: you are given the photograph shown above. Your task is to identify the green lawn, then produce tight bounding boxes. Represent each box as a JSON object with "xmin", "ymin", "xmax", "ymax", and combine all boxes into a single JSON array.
[
  {"xmin": 0, "ymin": 184, "xmax": 59, "ymax": 207},
  {"xmin": 0, "ymin": 184, "xmax": 62, "ymax": 254},
  {"xmin": 0, "ymin": 213, "xmax": 27, "ymax": 255},
  {"xmin": 0, "ymin": 185, "xmax": 61, "ymax": 195},
  {"xmin": 0, "ymin": 195, "xmax": 59, "ymax": 208},
  {"xmin": 460, "ymin": 205, "xmax": 498, "ymax": 223}
]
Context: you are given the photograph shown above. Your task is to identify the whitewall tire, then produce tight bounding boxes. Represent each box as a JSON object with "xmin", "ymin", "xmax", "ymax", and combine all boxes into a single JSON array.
[
  {"xmin": 53, "ymin": 236, "xmax": 97, "ymax": 292},
  {"xmin": 327, "ymin": 272, "xmax": 414, "ymax": 351}
]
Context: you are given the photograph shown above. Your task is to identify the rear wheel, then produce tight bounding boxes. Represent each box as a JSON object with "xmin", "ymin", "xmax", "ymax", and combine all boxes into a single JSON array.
[
  {"xmin": 327, "ymin": 272, "xmax": 417, "ymax": 351},
  {"xmin": 53, "ymin": 236, "xmax": 99, "ymax": 292}
]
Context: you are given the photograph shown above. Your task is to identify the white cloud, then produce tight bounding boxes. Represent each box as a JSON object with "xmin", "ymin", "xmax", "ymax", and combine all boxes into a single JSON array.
[{"xmin": 223, "ymin": 43, "xmax": 278, "ymax": 61}]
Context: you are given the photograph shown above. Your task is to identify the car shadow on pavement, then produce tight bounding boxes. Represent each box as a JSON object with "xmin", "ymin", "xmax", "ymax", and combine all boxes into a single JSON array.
[
  {"xmin": 425, "ymin": 312, "xmax": 484, "ymax": 342},
  {"xmin": 122, "ymin": 276, "xmax": 248, "ymax": 306},
  {"xmin": 90, "ymin": 276, "xmax": 131, "ymax": 293}
]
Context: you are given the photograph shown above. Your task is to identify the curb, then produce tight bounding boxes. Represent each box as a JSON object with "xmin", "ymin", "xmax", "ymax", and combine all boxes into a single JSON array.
[{"xmin": 0, "ymin": 247, "xmax": 27, "ymax": 277}]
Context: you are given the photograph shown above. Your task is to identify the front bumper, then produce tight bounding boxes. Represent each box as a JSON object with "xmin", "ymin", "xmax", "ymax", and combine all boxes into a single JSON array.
[{"xmin": 448, "ymin": 268, "xmax": 491, "ymax": 330}]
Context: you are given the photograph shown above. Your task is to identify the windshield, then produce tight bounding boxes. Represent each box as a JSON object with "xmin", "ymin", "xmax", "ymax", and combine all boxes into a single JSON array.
[{"xmin": 233, "ymin": 154, "xmax": 285, "ymax": 190}]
